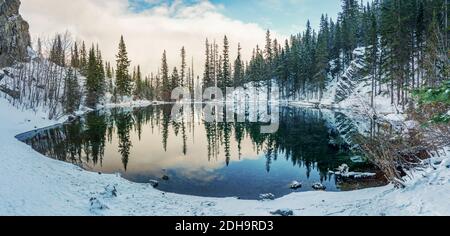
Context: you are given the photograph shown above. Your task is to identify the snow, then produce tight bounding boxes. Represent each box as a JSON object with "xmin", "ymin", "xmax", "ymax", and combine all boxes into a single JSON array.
[
  {"xmin": 404, "ymin": 120, "xmax": 419, "ymax": 130},
  {"xmin": 290, "ymin": 181, "xmax": 302, "ymax": 189},
  {"xmin": 1, "ymin": 95, "xmax": 450, "ymax": 215},
  {"xmin": 383, "ymin": 113, "xmax": 407, "ymax": 122},
  {"xmin": 312, "ymin": 183, "xmax": 326, "ymax": 191}
]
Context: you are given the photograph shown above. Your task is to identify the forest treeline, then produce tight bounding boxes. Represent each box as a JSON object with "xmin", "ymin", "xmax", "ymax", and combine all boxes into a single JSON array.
[{"xmin": 3, "ymin": 0, "xmax": 448, "ymax": 119}]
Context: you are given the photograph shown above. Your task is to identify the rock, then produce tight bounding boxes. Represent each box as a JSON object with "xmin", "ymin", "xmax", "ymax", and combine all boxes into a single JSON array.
[
  {"xmin": 149, "ymin": 180, "xmax": 159, "ymax": 188},
  {"xmin": 104, "ymin": 184, "xmax": 118, "ymax": 197},
  {"xmin": 0, "ymin": 0, "xmax": 31, "ymax": 68},
  {"xmin": 290, "ymin": 181, "xmax": 302, "ymax": 189},
  {"xmin": 270, "ymin": 209, "xmax": 294, "ymax": 216},
  {"xmin": 161, "ymin": 175, "xmax": 169, "ymax": 181},
  {"xmin": 259, "ymin": 193, "xmax": 275, "ymax": 201},
  {"xmin": 312, "ymin": 183, "xmax": 326, "ymax": 191},
  {"xmin": 89, "ymin": 197, "xmax": 109, "ymax": 211}
]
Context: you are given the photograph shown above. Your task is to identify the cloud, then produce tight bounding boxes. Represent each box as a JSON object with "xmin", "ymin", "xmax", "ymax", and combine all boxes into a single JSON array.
[{"xmin": 20, "ymin": 0, "xmax": 282, "ymax": 75}]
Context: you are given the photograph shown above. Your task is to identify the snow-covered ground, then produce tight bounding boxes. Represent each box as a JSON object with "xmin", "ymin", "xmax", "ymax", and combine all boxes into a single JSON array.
[{"xmin": 1, "ymin": 98, "xmax": 449, "ymax": 216}]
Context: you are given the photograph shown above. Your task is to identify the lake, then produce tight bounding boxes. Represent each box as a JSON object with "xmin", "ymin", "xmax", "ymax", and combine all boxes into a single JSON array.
[{"xmin": 18, "ymin": 104, "xmax": 386, "ymax": 200}]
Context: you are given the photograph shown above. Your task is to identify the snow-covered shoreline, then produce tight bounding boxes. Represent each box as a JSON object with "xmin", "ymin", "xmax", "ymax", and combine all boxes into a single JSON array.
[{"xmin": 1, "ymin": 98, "xmax": 449, "ymax": 216}]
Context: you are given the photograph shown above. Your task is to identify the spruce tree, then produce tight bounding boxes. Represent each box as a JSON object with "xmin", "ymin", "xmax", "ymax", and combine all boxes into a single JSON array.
[
  {"xmin": 203, "ymin": 39, "xmax": 213, "ymax": 88},
  {"xmin": 79, "ymin": 42, "xmax": 88, "ymax": 74},
  {"xmin": 171, "ymin": 67, "xmax": 179, "ymax": 91},
  {"xmin": 134, "ymin": 65, "xmax": 143, "ymax": 98},
  {"xmin": 161, "ymin": 50, "xmax": 171, "ymax": 101},
  {"xmin": 85, "ymin": 47, "xmax": 99, "ymax": 108},
  {"xmin": 180, "ymin": 47, "xmax": 186, "ymax": 88},
  {"xmin": 233, "ymin": 43, "xmax": 244, "ymax": 87},
  {"xmin": 71, "ymin": 42, "xmax": 80, "ymax": 68},
  {"xmin": 222, "ymin": 35, "xmax": 231, "ymax": 92},
  {"xmin": 64, "ymin": 68, "xmax": 81, "ymax": 114},
  {"xmin": 115, "ymin": 36, "xmax": 132, "ymax": 97},
  {"xmin": 315, "ymin": 14, "xmax": 330, "ymax": 99}
]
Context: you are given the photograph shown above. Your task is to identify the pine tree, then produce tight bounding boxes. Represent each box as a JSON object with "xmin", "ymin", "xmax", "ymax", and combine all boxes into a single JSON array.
[
  {"xmin": 71, "ymin": 42, "xmax": 80, "ymax": 68},
  {"xmin": 115, "ymin": 36, "xmax": 132, "ymax": 97},
  {"xmin": 134, "ymin": 65, "xmax": 143, "ymax": 98},
  {"xmin": 203, "ymin": 39, "xmax": 213, "ymax": 88},
  {"xmin": 63, "ymin": 68, "xmax": 81, "ymax": 114},
  {"xmin": 85, "ymin": 47, "xmax": 100, "ymax": 108},
  {"xmin": 96, "ymin": 44, "xmax": 105, "ymax": 83},
  {"xmin": 233, "ymin": 43, "xmax": 244, "ymax": 87},
  {"xmin": 264, "ymin": 30, "xmax": 273, "ymax": 63},
  {"xmin": 106, "ymin": 62, "xmax": 113, "ymax": 78},
  {"xmin": 161, "ymin": 50, "xmax": 171, "ymax": 101},
  {"xmin": 79, "ymin": 41, "xmax": 87, "ymax": 74},
  {"xmin": 221, "ymin": 35, "xmax": 231, "ymax": 92},
  {"xmin": 423, "ymin": 12, "xmax": 441, "ymax": 87},
  {"xmin": 50, "ymin": 34, "xmax": 65, "ymax": 67},
  {"xmin": 365, "ymin": 12, "xmax": 379, "ymax": 107},
  {"xmin": 340, "ymin": 0, "xmax": 360, "ymax": 63},
  {"xmin": 171, "ymin": 67, "xmax": 179, "ymax": 91},
  {"xmin": 180, "ymin": 47, "xmax": 186, "ymax": 88},
  {"xmin": 315, "ymin": 14, "xmax": 331, "ymax": 99}
]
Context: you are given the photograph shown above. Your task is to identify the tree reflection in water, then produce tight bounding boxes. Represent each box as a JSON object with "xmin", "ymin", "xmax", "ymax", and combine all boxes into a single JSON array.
[{"xmin": 21, "ymin": 104, "xmax": 386, "ymax": 199}]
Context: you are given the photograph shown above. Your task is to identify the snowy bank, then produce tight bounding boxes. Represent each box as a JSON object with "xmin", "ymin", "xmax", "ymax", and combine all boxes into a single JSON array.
[{"xmin": 0, "ymin": 98, "xmax": 449, "ymax": 216}]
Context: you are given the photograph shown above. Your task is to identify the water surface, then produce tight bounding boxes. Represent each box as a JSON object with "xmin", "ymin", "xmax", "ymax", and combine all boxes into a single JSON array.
[{"xmin": 20, "ymin": 105, "xmax": 385, "ymax": 199}]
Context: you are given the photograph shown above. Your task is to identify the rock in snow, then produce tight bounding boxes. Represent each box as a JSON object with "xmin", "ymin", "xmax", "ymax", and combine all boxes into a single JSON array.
[
  {"xmin": 259, "ymin": 193, "xmax": 275, "ymax": 201},
  {"xmin": 89, "ymin": 198, "xmax": 109, "ymax": 212},
  {"xmin": 290, "ymin": 181, "xmax": 302, "ymax": 189},
  {"xmin": 102, "ymin": 184, "xmax": 117, "ymax": 198},
  {"xmin": 312, "ymin": 183, "xmax": 326, "ymax": 191},
  {"xmin": 149, "ymin": 180, "xmax": 159, "ymax": 188},
  {"xmin": 270, "ymin": 209, "xmax": 294, "ymax": 216}
]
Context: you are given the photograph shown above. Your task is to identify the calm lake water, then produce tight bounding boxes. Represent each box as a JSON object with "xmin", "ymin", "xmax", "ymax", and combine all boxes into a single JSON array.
[{"xmin": 19, "ymin": 104, "xmax": 386, "ymax": 199}]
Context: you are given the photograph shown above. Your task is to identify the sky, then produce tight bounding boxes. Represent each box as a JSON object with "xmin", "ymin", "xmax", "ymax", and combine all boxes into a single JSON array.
[
  {"xmin": 129, "ymin": 0, "xmax": 343, "ymax": 34},
  {"xmin": 20, "ymin": 0, "xmax": 343, "ymax": 75}
]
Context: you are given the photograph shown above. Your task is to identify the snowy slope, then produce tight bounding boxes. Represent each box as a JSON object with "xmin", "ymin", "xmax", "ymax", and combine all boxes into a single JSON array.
[{"xmin": 0, "ymin": 98, "xmax": 449, "ymax": 216}]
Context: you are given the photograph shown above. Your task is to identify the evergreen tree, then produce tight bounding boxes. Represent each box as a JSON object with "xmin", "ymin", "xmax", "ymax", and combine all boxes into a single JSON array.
[
  {"xmin": 85, "ymin": 47, "xmax": 100, "ymax": 108},
  {"xmin": 79, "ymin": 41, "xmax": 88, "ymax": 74},
  {"xmin": 115, "ymin": 36, "xmax": 132, "ymax": 97},
  {"xmin": 134, "ymin": 65, "xmax": 143, "ymax": 98},
  {"xmin": 365, "ymin": 12, "xmax": 379, "ymax": 107},
  {"xmin": 180, "ymin": 47, "xmax": 187, "ymax": 88},
  {"xmin": 264, "ymin": 30, "xmax": 273, "ymax": 63},
  {"xmin": 171, "ymin": 67, "xmax": 179, "ymax": 91},
  {"xmin": 71, "ymin": 42, "xmax": 80, "ymax": 68},
  {"xmin": 221, "ymin": 35, "xmax": 231, "ymax": 92},
  {"xmin": 161, "ymin": 50, "xmax": 171, "ymax": 101},
  {"xmin": 63, "ymin": 68, "xmax": 81, "ymax": 114},
  {"xmin": 315, "ymin": 14, "xmax": 331, "ymax": 99},
  {"xmin": 203, "ymin": 39, "xmax": 213, "ymax": 88},
  {"xmin": 49, "ymin": 34, "xmax": 65, "ymax": 67},
  {"xmin": 340, "ymin": 0, "xmax": 361, "ymax": 63},
  {"xmin": 233, "ymin": 43, "xmax": 244, "ymax": 87}
]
